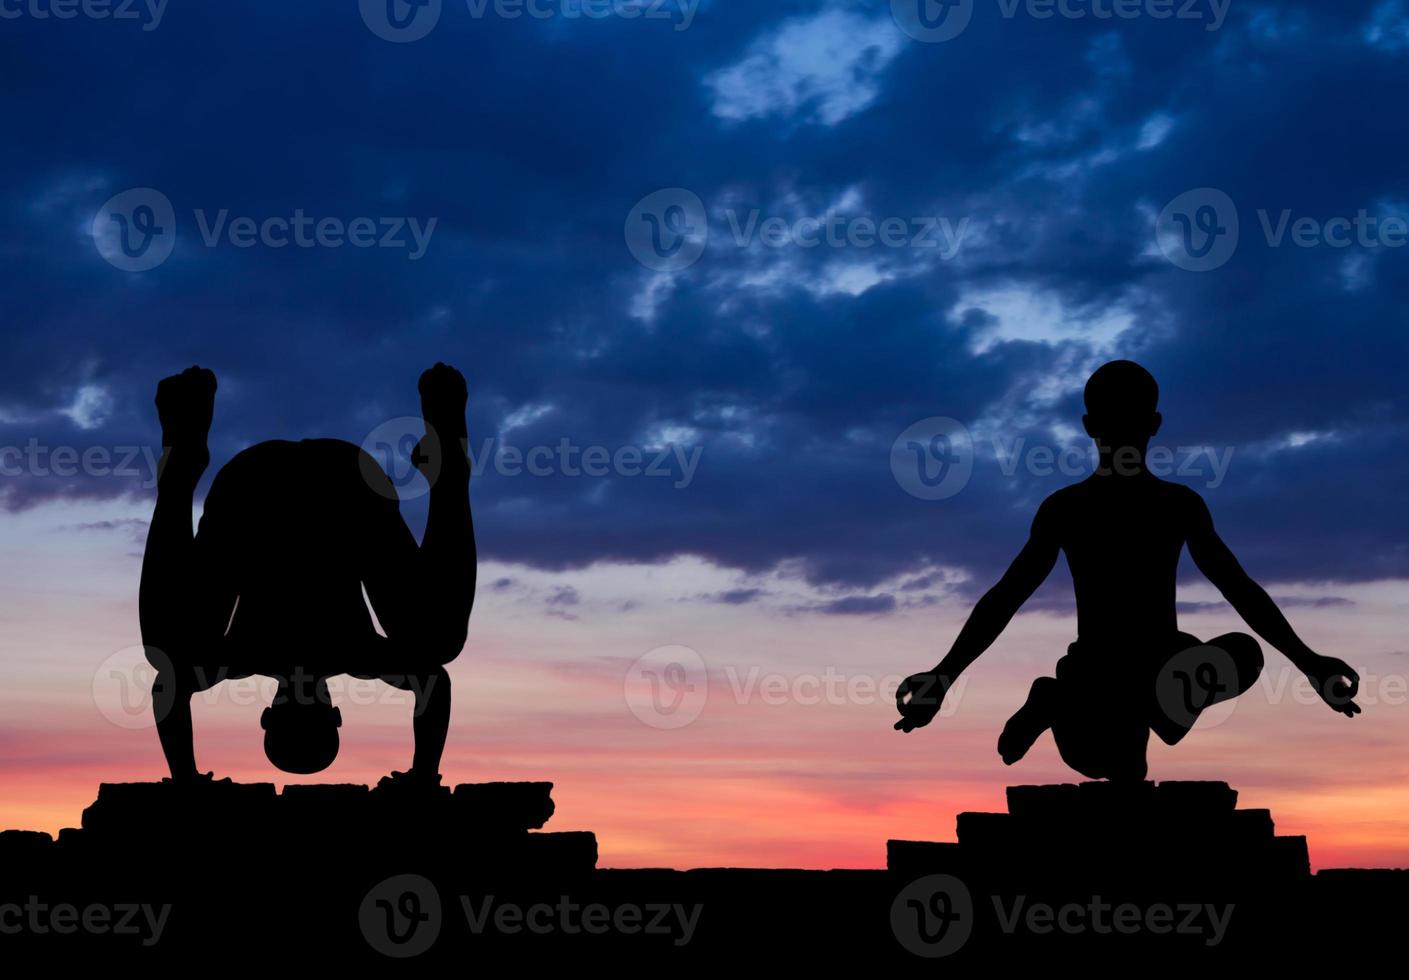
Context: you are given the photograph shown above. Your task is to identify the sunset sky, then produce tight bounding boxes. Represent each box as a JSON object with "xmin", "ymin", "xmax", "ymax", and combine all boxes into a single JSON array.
[{"xmin": 2, "ymin": 1, "xmax": 1408, "ymax": 871}]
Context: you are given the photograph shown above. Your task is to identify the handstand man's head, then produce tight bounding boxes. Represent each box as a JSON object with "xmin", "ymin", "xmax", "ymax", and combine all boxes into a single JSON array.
[
  {"xmin": 1082, "ymin": 360, "xmax": 1162, "ymax": 462},
  {"xmin": 260, "ymin": 684, "xmax": 343, "ymax": 775}
]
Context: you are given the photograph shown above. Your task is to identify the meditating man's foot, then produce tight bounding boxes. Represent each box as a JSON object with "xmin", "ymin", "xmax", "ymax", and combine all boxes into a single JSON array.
[{"xmin": 998, "ymin": 676, "xmax": 1058, "ymax": 765}]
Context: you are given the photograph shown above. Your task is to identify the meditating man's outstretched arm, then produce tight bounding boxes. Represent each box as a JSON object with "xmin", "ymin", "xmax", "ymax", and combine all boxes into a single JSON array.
[
  {"xmin": 895, "ymin": 498, "xmax": 1061, "ymax": 732},
  {"xmin": 138, "ymin": 367, "xmax": 236, "ymax": 779},
  {"xmin": 1183, "ymin": 490, "xmax": 1360, "ymax": 716}
]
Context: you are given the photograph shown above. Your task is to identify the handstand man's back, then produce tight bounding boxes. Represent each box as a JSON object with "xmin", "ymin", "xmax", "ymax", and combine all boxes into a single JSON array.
[{"xmin": 895, "ymin": 360, "xmax": 1360, "ymax": 781}]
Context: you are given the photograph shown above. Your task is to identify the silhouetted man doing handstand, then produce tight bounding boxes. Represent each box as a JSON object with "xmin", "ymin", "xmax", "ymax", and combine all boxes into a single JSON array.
[
  {"xmin": 895, "ymin": 360, "xmax": 1360, "ymax": 781},
  {"xmin": 139, "ymin": 364, "xmax": 475, "ymax": 789}
]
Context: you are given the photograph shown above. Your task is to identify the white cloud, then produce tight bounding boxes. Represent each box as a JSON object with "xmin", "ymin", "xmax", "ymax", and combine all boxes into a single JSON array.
[
  {"xmin": 705, "ymin": 9, "xmax": 903, "ymax": 127},
  {"xmin": 1365, "ymin": 0, "xmax": 1409, "ymax": 52},
  {"xmin": 804, "ymin": 260, "xmax": 891, "ymax": 298},
  {"xmin": 501, "ymin": 402, "xmax": 554, "ymax": 434},
  {"xmin": 949, "ymin": 282, "xmax": 1139, "ymax": 356},
  {"xmin": 61, "ymin": 384, "xmax": 114, "ymax": 431},
  {"xmin": 629, "ymin": 272, "xmax": 676, "ymax": 323}
]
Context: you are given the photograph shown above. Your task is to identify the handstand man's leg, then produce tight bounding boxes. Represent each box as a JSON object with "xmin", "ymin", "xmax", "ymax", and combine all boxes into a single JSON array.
[
  {"xmin": 363, "ymin": 364, "xmax": 476, "ymax": 786},
  {"xmin": 138, "ymin": 367, "xmax": 234, "ymax": 782}
]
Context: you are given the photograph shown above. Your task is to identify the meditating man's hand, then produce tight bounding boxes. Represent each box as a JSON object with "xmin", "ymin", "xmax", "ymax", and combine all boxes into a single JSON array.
[
  {"xmin": 1304, "ymin": 655, "xmax": 1361, "ymax": 717},
  {"xmin": 894, "ymin": 671, "xmax": 952, "ymax": 733}
]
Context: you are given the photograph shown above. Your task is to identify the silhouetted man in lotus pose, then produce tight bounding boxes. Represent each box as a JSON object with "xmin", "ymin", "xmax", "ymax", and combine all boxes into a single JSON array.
[
  {"xmin": 139, "ymin": 363, "xmax": 475, "ymax": 789},
  {"xmin": 894, "ymin": 360, "xmax": 1360, "ymax": 781}
]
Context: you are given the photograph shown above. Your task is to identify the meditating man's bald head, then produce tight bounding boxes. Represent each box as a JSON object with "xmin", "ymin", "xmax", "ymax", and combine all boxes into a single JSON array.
[{"xmin": 1082, "ymin": 360, "xmax": 1162, "ymax": 451}]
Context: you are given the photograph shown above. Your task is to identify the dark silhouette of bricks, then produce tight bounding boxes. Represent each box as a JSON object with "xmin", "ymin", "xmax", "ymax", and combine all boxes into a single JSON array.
[
  {"xmin": 891, "ymin": 781, "xmax": 1310, "ymax": 887},
  {"xmin": 452, "ymin": 781, "xmax": 555, "ymax": 831}
]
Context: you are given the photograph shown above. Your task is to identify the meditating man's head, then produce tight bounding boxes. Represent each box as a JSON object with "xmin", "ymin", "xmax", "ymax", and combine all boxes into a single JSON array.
[
  {"xmin": 260, "ymin": 690, "xmax": 342, "ymax": 774},
  {"xmin": 1082, "ymin": 360, "xmax": 1162, "ymax": 456}
]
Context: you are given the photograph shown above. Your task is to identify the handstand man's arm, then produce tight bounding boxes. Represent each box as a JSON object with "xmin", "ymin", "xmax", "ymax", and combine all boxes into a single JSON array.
[
  {"xmin": 895, "ymin": 499, "xmax": 1061, "ymax": 732},
  {"xmin": 1184, "ymin": 492, "xmax": 1360, "ymax": 716}
]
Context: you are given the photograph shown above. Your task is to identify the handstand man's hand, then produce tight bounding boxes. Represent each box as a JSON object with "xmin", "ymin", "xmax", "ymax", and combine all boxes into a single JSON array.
[
  {"xmin": 894, "ymin": 670, "xmax": 953, "ymax": 733},
  {"xmin": 413, "ymin": 362, "xmax": 468, "ymax": 478},
  {"xmin": 1303, "ymin": 654, "xmax": 1361, "ymax": 717}
]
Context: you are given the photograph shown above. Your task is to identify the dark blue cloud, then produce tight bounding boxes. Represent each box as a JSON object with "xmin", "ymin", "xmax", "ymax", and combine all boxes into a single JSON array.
[{"xmin": 2, "ymin": 0, "xmax": 1406, "ymax": 603}]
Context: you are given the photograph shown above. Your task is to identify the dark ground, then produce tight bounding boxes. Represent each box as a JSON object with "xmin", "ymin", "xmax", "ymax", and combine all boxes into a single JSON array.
[{"xmin": 1, "ymin": 779, "xmax": 1403, "ymax": 965}]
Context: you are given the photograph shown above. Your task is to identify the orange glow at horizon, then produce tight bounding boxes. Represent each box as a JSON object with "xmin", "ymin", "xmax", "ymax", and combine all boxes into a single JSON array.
[{"xmin": 2, "ymin": 500, "xmax": 1407, "ymax": 872}]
